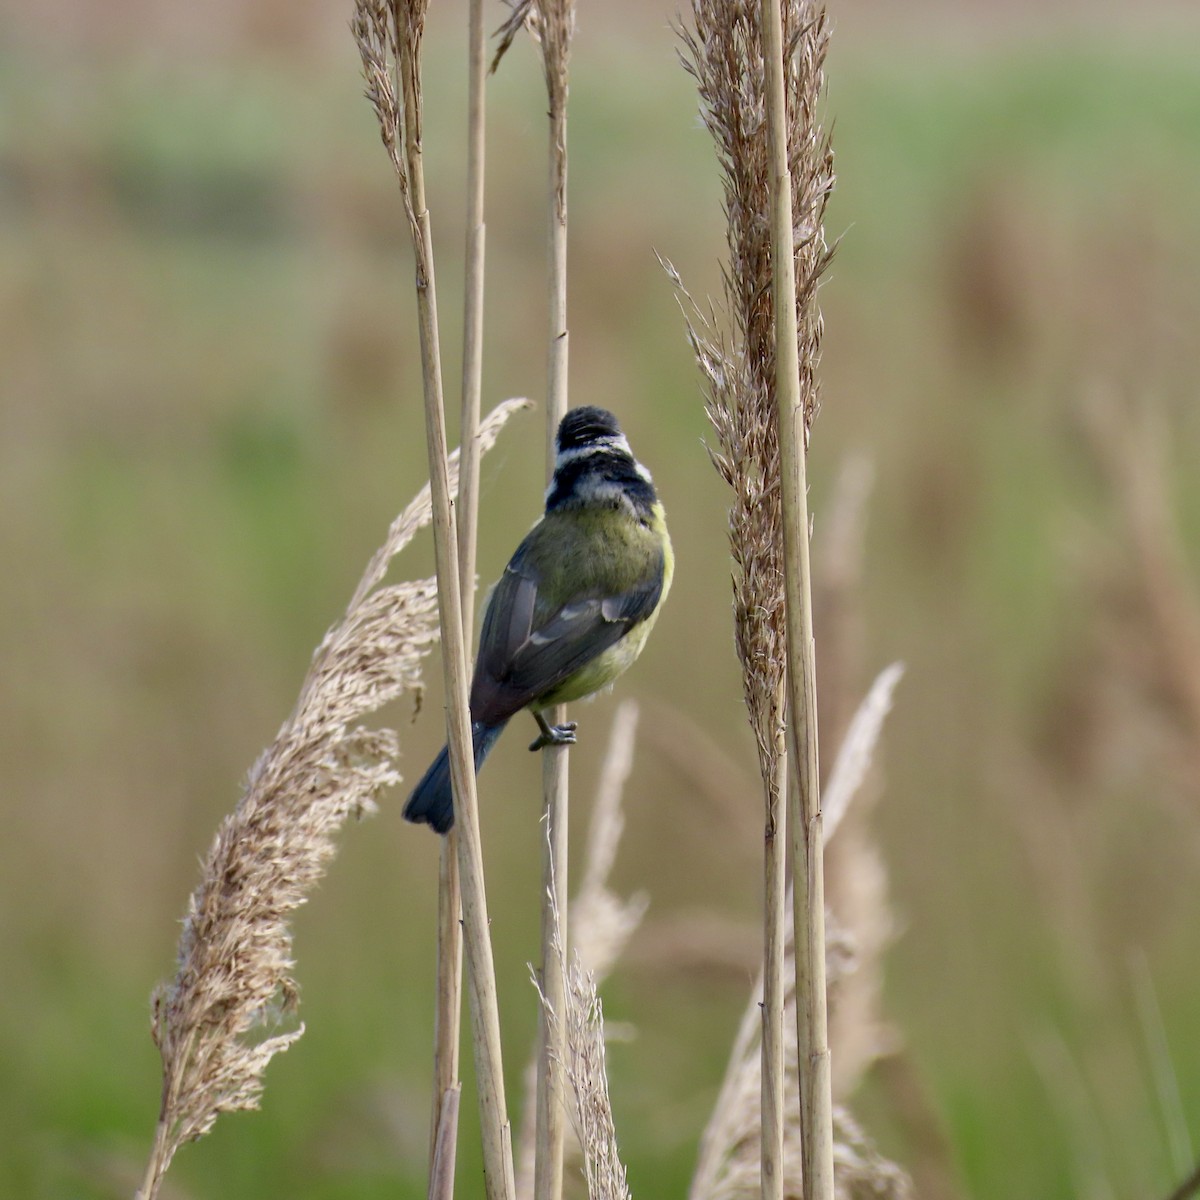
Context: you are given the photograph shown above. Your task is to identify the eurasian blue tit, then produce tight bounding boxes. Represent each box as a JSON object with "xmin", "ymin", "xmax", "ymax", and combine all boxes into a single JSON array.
[{"xmin": 403, "ymin": 405, "xmax": 673, "ymax": 834}]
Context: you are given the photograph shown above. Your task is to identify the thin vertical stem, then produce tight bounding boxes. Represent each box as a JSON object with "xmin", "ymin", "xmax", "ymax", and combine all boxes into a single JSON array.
[
  {"xmin": 458, "ymin": 0, "xmax": 487, "ymax": 632},
  {"xmin": 430, "ymin": 835, "xmax": 462, "ymax": 1178},
  {"xmin": 429, "ymin": 1085, "xmax": 463, "ymax": 1200},
  {"xmin": 412, "ymin": 208, "xmax": 515, "ymax": 1200},
  {"xmin": 760, "ymin": 0, "xmax": 834, "ymax": 1197},
  {"xmin": 534, "ymin": 4, "xmax": 572, "ymax": 1198},
  {"xmin": 398, "ymin": 35, "xmax": 515, "ymax": 1200},
  {"xmin": 761, "ymin": 697, "xmax": 788, "ymax": 1200},
  {"xmin": 428, "ymin": 0, "xmax": 487, "ymax": 1186},
  {"xmin": 535, "ymin": 737, "xmax": 568, "ymax": 1200},
  {"xmin": 137, "ymin": 1119, "xmax": 170, "ymax": 1200}
]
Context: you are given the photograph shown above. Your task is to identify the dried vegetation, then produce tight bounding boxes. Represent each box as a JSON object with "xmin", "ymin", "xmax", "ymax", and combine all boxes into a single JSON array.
[{"xmin": 137, "ymin": 398, "xmax": 526, "ymax": 1199}]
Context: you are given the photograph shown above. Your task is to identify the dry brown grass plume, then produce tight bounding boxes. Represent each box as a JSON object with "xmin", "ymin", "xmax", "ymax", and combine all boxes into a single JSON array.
[
  {"xmin": 674, "ymin": 0, "xmax": 838, "ymax": 1195},
  {"xmin": 688, "ymin": 668, "xmax": 910, "ymax": 1200},
  {"xmin": 672, "ymin": 0, "xmax": 834, "ymax": 799},
  {"xmin": 137, "ymin": 397, "xmax": 527, "ymax": 1200}
]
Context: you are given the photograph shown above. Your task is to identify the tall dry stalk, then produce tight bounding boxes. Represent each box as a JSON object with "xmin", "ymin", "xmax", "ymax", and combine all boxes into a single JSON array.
[
  {"xmin": 515, "ymin": 702, "xmax": 647, "ymax": 1198},
  {"xmin": 458, "ymin": 0, "xmax": 488, "ymax": 636},
  {"xmin": 759, "ymin": 2, "xmax": 836, "ymax": 1192},
  {"xmin": 677, "ymin": 0, "xmax": 835, "ymax": 1195},
  {"xmin": 496, "ymin": 3, "xmax": 577, "ymax": 1197},
  {"xmin": 534, "ymin": 4, "xmax": 574, "ymax": 1198},
  {"xmin": 532, "ymin": 703, "xmax": 645, "ymax": 1200},
  {"xmin": 354, "ymin": 5, "xmax": 516, "ymax": 1197},
  {"xmin": 689, "ymin": 666, "xmax": 909, "ymax": 1200},
  {"xmin": 136, "ymin": 398, "xmax": 526, "ymax": 1200},
  {"xmin": 427, "ymin": 0, "xmax": 491, "ymax": 1184}
]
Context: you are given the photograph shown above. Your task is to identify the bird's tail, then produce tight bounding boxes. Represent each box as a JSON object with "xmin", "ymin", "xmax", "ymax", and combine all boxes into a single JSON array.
[{"xmin": 402, "ymin": 720, "xmax": 506, "ymax": 834}]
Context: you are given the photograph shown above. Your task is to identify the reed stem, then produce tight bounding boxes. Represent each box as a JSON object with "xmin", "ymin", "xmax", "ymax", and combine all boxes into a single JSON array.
[
  {"xmin": 428, "ymin": 1085, "xmax": 463, "ymax": 1200},
  {"xmin": 534, "ymin": 4, "xmax": 573, "ymax": 1196},
  {"xmin": 761, "ymin": 697, "xmax": 788, "ymax": 1200},
  {"xmin": 430, "ymin": 834, "xmax": 463, "ymax": 1182},
  {"xmin": 136, "ymin": 1119, "xmax": 169, "ymax": 1200},
  {"xmin": 428, "ymin": 0, "xmax": 487, "ymax": 1186},
  {"xmin": 397, "ymin": 23, "xmax": 515, "ymax": 1200},
  {"xmin": 760, "ymin": 0, "xmax": 834, "ymax": 1194},
  {"xmin": 458, "ymin": 0, "xmax": 487, "ymax": 635}
]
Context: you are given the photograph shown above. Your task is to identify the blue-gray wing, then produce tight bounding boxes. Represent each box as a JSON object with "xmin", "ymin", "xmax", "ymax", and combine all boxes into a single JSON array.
[{"xmin": 470, "ymin": 541, "xmax": 663, "ymax": 726}]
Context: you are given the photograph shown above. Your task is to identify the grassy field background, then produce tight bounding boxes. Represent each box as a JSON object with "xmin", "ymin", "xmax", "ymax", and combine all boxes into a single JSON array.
[{"xmin": 4, "ymin": 2, "xmax": 1200, "ymax": 1197}]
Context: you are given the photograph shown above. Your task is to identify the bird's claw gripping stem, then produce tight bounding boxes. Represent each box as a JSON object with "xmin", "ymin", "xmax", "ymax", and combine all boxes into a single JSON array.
[{"xmin": 529, "ymin": 712, "xmax": 578, "ymax": 752}]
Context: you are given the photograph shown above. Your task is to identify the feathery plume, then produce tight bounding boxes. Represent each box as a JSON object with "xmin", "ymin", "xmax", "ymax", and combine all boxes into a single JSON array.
[
  {"xmin": 822, "ymin": 664, "xmax": 904, "ymax": 840},
  {"xmin": 137, "ymin": 398, "xmax": 527, "ymax": 1200},
  {"xmin": 532, "ymin": 889, "xmax": 634, "ymax": 1200},
  {"xmin": 675, "ymin": 2, "xmax": 836, "ymax": 1194},
  {"xmin": 554, "ymin": 955, "xmax": 633, "ymax": 1200},
  {"xmin": 689, "ymin": 672, "xmax": 909, "ymax": 1200},
  {"xmin": 675, "ymin": 1, "xmax": 834, "ymax": 791},
  {"xmin": 572, "ymin": 701, "xmax": 649, "ymax": 982},
  {"xmin": 352, "ymin": 0, "xmax": 428, "ymax": 244},
  {"xmin": 687, "ymin": 923, "xmax": 912, "ymax": 1200}
]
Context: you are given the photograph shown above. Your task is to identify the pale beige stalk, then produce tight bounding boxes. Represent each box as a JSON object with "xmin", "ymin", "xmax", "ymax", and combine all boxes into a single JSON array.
[
  {"xmin": 759, "ymin": 0, "xmax": 833, "ymax": 1193},
  {"xmin": 427, "ymin": 0, "xmax": 490, "ymax": 1182},
  {"xmin": 676, "ymin": 1, "xmax": 835, "ymax": 1196},
  {"xmin": 514, "ymin": 702, "xmax": 648, "ymax": 1198},
  {"xmin": 458, "ymin": 0, "xmax": 487, "ymax": 635},
  {"xmin": 689, "ymin": 667, "xmax": 910, "ymax": 1200},
  {"xmin": 761, "ymin": 709, "xmax": 788, "ymax": 1200},
  {"xmin": 136, "ymin": 398, "xmax": 526, "ymax": 1200},
  {"xmin": 521, "ymin": 3, "xmax": 576, "ymax": 1198},
  {"xmin": 429, "ymin": 1084, "xmax": 463, "ymax": 1200},
  {"xmin": 431, "ymin": 837, "xmax": 463, "ymax": 1173},
  {"xmin": 533, "ymin": 880, "xmax": 633, "ymax": 1200},
  {"xmin": 354, "ymin": 5, "xmax": 516, "ymax": 1196}
]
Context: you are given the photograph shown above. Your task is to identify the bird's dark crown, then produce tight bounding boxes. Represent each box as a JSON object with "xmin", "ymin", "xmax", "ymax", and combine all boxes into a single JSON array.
[
  {"xmin": 546, "ymin": 407, "xmax": 656, "ymax": 518},
  {"xmin": 556, "ymin": 406, "xmax": 624, "ymax": 453}
]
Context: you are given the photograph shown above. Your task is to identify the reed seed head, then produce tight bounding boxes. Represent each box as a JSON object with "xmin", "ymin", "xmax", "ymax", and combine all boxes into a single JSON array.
[
  {"xmin": 142, "ymin": 399, "xmax": 527, "ymax": 1188},
  {"xmin": 675, "ymin": 0, "xmax": 834, "ymax": 793}
]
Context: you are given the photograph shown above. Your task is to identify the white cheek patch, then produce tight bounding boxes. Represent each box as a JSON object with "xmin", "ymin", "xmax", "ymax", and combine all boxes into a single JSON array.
[
  {"xmin": 546, "ymin": 432, "xmax": 654, "ymax": 514},
  {"xmin": 554, "ymin": 433, "xmax": 632, "ymax": 468}
]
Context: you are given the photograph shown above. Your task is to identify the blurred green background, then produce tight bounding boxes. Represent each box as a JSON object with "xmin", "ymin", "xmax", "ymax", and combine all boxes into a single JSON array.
[{"xmin": 4, "ymin": 1, "xmax": 1200, "ymax": 1197}]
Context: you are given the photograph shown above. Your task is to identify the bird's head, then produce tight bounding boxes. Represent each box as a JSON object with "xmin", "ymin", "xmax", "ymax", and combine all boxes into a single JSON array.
[{"xmin": 546, "ymin": 406, "xmax": 658, "ymax": 518}]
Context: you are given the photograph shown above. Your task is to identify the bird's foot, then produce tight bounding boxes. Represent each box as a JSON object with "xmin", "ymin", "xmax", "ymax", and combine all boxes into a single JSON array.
[{"xmin": 529, "ymin": 714, "xmax": 578, "ymax": 752}]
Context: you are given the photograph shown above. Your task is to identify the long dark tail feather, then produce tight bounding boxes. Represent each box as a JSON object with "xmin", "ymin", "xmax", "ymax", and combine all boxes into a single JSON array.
[{"xmin": 402, "ymin": 720, "xmax": 506, "ymax": 834}]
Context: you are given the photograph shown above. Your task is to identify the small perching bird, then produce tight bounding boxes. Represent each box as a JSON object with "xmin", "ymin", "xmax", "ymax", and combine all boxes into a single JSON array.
[{"xmin": 404, "ymin": 406, "xmax": 673, "ymax": 834}]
